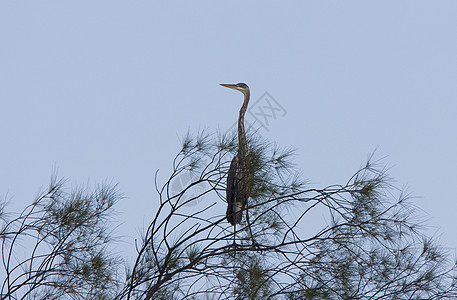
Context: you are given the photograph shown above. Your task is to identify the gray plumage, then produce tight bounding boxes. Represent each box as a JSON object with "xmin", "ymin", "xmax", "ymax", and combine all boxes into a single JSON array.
[{"xmin": 220, "ymin": 83, "xmax": 254, "ymax": 225}]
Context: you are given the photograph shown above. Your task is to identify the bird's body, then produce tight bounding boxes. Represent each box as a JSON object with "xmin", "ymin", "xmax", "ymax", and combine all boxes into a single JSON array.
[
  {"xmin": 221, "ymin": 83, "xmax": 253, "ymax": 225},
  {"xmin": 226, "ymin": 155, "xmax": 243, "ymax": 224}
]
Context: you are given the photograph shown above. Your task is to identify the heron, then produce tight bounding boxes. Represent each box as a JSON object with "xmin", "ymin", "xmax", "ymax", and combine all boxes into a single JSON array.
[{"xmin": 220, "ymin": 83, "xmax": 254, "ymax": 226}]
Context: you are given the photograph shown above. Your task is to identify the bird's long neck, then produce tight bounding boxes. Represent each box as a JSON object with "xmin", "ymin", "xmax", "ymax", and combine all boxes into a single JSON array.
[{"xmin": 238, "ymin": 91, "xmax": 250, "ymax": 159}]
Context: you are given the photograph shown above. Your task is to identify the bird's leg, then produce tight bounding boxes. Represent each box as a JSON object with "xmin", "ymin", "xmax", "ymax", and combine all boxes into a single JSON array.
[
  {"xmin": 233, "ymin": 223, "xmax": 236, "ymax": 246},
  {"xmin": 245, "ymin": 200, "xmax": 261, "ymax": 253},
  {"xmin": 232, "ymin": 223, "xmax": 239, "ymax": 256}
]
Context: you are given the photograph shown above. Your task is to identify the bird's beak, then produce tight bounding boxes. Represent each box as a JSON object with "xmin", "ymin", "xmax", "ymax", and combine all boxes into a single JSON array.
[{"xmin": 220, "ymin": 83, "xmax": 238, "ymax": 90}]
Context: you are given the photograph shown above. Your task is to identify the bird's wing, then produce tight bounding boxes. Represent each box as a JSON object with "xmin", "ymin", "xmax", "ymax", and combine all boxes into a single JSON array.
[
  {"xmin": 226, "ymin": 156, "xmax": 239, "ymax": 225},
  {"xmin": 226, "ymin": 155, "xmax": 239, "ymax": 206}
]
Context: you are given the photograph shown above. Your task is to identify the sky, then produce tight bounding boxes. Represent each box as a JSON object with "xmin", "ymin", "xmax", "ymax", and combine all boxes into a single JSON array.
[{"xmin": 1, "ymin": 1, "xmax": 456, "ymax": 259}]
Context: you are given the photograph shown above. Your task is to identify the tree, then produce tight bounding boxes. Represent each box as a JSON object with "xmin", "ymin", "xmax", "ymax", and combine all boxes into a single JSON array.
[
  {"xmin": 2, "ymin": 130, "xmax": 457, "ymax": 299},
  {"xmin": 0, "ymin": 176, "xmax": 121, "ymax": 299},
  {"xmin": 120, "ymin": 131, "xmax": 457, "ymax": 299}
]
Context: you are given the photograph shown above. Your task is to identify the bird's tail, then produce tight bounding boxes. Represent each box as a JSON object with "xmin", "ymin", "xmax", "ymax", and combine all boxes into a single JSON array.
[
  {"xmin": 226, "ymin": 200, "xmax": 244, "ymax": 225},
  {"xmin": 232, "ymin": 202, "xmax": 243, "ymax": 224}
]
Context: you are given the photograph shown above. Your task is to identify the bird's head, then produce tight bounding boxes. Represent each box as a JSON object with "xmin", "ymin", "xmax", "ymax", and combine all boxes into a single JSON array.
[{"xmin": 220, "ymin": 83, "xmax": 250, "ymax": 95}]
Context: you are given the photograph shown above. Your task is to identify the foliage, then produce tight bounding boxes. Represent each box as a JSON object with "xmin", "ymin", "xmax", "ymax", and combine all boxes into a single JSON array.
[
  {"xmin": 0, "ymin": 176, "xmax": 121, "ymax": 299},
  {"xmin": 120, "ymin": 131, "xmax": 457, "ymax": 299},
  {"xmin": 2, "ymin": 130, "xmax": 457, "ymax": 299}
]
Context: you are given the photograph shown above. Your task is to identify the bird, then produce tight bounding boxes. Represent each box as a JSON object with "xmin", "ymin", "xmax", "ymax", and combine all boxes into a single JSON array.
[{"xmin": 220, "ymin": 83, "xmax": 254, "ymax": 226}]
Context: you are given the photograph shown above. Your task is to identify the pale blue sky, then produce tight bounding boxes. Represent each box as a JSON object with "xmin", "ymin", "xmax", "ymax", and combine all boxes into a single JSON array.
[{"xmin": 1, "ymin": 1, "xmax": 456, "ymax": 257}]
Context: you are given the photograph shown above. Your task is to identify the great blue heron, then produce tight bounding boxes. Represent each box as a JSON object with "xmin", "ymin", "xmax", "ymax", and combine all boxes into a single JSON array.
[{"xmin": 220, "ymin": 83, "xmax": 254, "ymax": 226}]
